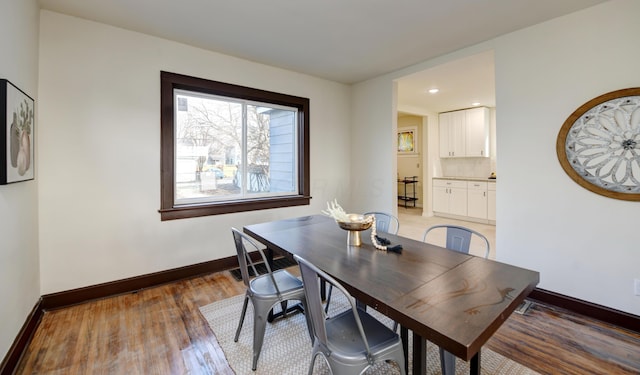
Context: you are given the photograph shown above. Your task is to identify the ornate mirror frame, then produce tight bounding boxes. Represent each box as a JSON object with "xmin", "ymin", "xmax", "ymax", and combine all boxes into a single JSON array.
[{"xmin": 556, "ymin": 87, "xmax": 640, "ymax": 201}]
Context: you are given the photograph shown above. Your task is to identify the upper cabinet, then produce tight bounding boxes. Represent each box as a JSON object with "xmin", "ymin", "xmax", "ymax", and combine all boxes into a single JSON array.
[
  {"xmin": 438, "ymin": 111, "xmax": 465, "ymax": 157},
  {"xmin": 439, "ymin": 107, "xmax": 490, "ymax": 157}
]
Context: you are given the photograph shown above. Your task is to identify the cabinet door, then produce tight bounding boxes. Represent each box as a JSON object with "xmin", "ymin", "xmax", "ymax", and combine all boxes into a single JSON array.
[
  {"xmin": 432, "ymin": 185, "xmax": 449, "ymax": 213},
  {"xmin": 487, "ymin": 182, "xmax": 496, "ymax": 221},
  {"xmin": 439, "ymin": 111, "xmax": 465, "ymax": 157},
  {"xmin": 467, "ymin": 183, "xmax": 488, "ymax": 219},
  {"xmin": 450, "ymin": 111, "xmax": 466, "ymax": 157},
  {"xmin": 449, "ymin": 187, "xmax": 467, "ymax": 216},
  {"xmin": 465, "ymin": 107, "xmax": 490, "ymax": 157},
  {"xmin": 438, "ymin": 112, "xmax": 452, "ymax": 157}
]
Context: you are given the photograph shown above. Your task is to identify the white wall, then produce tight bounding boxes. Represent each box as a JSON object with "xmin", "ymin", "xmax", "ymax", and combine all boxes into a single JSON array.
[
  {"xmin": 0, "ymin": 0, "xmax": 40, "ymax": 360},
  {"xmin": 494, "ymin": 0, "xmax": 640, "ymax": 315},
  {"xmin": 350, "ymin": 78, "xmax": 397, "ymax": 214},
  {"xmin": 354, "ymin": 0, "xmax": 639, "ymax": 315},
  {"xmin": 37, "ymin": 11, "xmax": 352, "ymax": 294}
]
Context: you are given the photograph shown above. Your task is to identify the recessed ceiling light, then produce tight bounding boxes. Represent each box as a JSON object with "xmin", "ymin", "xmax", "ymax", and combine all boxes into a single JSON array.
[
  {"xmin": 472, "ymin": 102, "xmax": 481, "ymax": 106},
  {"xmin": 428, "ymin": 88, "xmax": 439, "ymax": 94}
]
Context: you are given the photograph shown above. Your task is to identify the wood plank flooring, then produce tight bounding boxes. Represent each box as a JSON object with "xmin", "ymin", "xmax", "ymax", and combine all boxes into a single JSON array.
[
  {"xmin": 15, "ymin": 268, "xmax": 639, "ymax": 374},
  {"xmin": 15, "ymin": 210, "xmax": 640, "ymax": 374}
]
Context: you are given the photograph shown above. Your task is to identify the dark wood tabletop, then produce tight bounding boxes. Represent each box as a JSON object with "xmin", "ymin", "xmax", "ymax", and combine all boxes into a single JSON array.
[{"xmin": 244, "ymin": 214, "xmax": 539, "ymax": 374}]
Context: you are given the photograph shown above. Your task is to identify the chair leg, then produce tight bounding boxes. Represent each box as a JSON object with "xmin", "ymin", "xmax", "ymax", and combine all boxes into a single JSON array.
[
  {"xmin": 280, "ymin": 300, "xmax": 288, "ymax": 319},
  {"xmin": 251, "ymin": 301, "xmax": 271, "ymax": 371},
  {"xmin": 389, "ymin": 353, "xmax": 406, "ymax": 375},
  {"xmin": 307, "ymin": 351, "xmax": 320, "ymax": 375},
  {"xmin": 234, "ymin": 295, "xmax": 249, "ymax": 342},
  {"xmin": 301, "ymin": 299, "xmax": 314, "ymax": 343},
  {"xmin": 439, "ymin": 346, "xmax": 456, "ymax": 375}
]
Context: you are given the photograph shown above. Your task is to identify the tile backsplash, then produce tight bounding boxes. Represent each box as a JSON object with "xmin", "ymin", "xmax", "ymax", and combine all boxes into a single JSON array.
[{"xmin": 441, "ymin": 158, "xmax": 494, "ymax": 178}]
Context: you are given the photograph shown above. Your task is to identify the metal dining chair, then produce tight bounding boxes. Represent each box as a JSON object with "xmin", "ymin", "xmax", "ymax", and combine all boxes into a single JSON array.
[
  {"xmin": 363, "ymin": 211, "xmax": 400, "ymax": 235},
  {"xmin": 422, "ymin": 224, "xmax": 490, "ymax": 259},
  {"xmin": 324, "ymin": 211, "xmax": 399, "ymax": 314},
  {"xmin": 422, "ymin": 224, "xmax": 490, "ymax": 375},
  {"xmin": 295, "ymin": 254, "xmax": 406, "ymax": 375},
  {"xmin": 231, "ymin": 228, "xmax": 313, "ymax": 371}
]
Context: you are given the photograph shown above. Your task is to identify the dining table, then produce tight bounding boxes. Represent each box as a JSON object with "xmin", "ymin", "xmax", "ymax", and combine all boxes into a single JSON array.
[{"xmin": 243, "ymin": 214, "xmax": 539, "ymax": 375}]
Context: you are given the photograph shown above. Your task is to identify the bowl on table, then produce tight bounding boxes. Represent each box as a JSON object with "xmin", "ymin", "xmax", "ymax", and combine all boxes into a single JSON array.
[{"xmin": 336, "ymin": 214, "xmax": 373, "ymax": 246}]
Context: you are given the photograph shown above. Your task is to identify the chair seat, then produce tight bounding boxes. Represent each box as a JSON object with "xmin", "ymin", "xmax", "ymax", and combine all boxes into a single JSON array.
[
  {"xmin": 249, "ymin": 269, "xmax": 303, "ymax": 297},
  {"xmin": 326, "ymin": 309, "xmax": 400, "ymax": 356}
]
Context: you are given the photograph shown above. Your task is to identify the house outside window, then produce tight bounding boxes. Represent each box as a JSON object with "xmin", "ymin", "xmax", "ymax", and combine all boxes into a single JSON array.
[{"xmin": 160, "ymin": 72, "xmax": 310, "ymax": 220}]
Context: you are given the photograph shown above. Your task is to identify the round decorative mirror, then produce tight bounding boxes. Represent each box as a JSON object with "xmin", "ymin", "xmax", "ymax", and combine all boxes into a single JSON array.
[{"xmin": 556, "ymin": 88, "xmax": 640, "ymax": 201}]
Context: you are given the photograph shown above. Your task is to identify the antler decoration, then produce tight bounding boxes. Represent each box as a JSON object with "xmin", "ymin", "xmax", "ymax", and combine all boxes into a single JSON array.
[{"xmin": 321, "ymin": 199, "xmax": 350, "ymax": 222}]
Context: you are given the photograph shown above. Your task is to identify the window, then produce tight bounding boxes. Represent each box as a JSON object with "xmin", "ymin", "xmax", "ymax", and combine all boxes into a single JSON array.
[{"xmin": 160, "ymin": 72, "xmax": 310, "ymax": 220}]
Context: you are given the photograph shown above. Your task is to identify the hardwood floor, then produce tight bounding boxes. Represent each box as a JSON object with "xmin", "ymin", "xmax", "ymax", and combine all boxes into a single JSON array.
[
  {"xmin": 17, "ymin": 273, "xmax": 243, "ymax": 375},
  {"xmin": 15, "ymin": 209, "xmax": 640, "ymax": 374}
]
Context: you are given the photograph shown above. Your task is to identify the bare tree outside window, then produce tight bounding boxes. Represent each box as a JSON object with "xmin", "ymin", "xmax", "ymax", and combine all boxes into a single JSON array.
[{"xmin": 160, "ymin": 71, "xmax": 310, "ymax": 220}]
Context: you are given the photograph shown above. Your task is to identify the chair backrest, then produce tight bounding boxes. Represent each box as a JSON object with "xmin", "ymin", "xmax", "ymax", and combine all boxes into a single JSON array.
[
  {"xmin": 422, "ymin": 224, "xmax": 490, "ymax": 258},
  {"xmin": 231, "ymin": 227, "xmax": 281, "ymax": 293},
  {"xmin": 295, "ymin": 255, "xmax": 373, "ymax": 356},
  {"xmin": 364, "ymin": 211, "xmax": 399, "ymax": 235}
]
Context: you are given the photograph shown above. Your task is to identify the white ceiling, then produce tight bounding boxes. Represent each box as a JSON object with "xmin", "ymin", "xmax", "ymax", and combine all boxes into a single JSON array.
[
  {"xmin": 38, "ymin": 0, "xmax": 606, "ymax": 112},
  {"xmin": 397, "ymin": 50, "xmax": 496, "ymax": 113}
]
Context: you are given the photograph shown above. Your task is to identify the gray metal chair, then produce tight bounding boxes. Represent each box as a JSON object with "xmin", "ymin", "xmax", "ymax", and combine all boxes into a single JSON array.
[
  {"xmin": 422, "ymin": 224, "xmax": 490, "ymax": 375},
  {"xmin": 364, "ymin": 211, "xmax": 400, "ymax": 235},
  {"xmin": 422, "ymin": 224, "xmax": 490, "ymax": 258},
  {"xmin": 295, "ymin": 254, "xmax": 406, "ymax": 375},
  {"xmin": 231, "ymin": 228, "xmax": 312, "ymax": 371}
]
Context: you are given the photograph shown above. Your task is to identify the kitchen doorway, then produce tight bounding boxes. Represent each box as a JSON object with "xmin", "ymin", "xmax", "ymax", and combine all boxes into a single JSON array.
[{"xmin": 395, "ymin": 50, "xmax": 496, "ymax": 252}]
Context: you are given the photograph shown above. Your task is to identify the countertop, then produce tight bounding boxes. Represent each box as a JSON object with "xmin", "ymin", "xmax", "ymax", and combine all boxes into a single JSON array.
[{"xmin": 433, "ymin": 176, "xmax": 496, "ymax": 182}]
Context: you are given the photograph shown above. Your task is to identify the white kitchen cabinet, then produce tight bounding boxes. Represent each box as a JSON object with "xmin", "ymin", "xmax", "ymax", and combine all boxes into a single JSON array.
[
  {"xmin": 487, "ymin": 181, "xmax": 496, "ymax": 222},
  {"xmin": 433, "ymin": 179, "xmax": 467, "ymax": 216},
  {"xmin": 439, "ymin": 107, "xmax": 490, "ymax": 158},
  {"xmin": 433, "ymin": 178, "xmax": 496, "ymax": 225},
  {"xmin": 465, "ymin": 107, "xmax": 490, "ymax": 157},
  {"xmin": 467, "ymin": 181, "xmax": 488, "ymax": 219},
  {"xmin": 449, "ymin": 187, "xmax": 467, "ymax": 216},
  {"xmin": 438, "ymin": 111, "xmax": 465, "ymax": 157},
  {"xmin": 432, "ymin": 183, "xmax": 449, "ymax": 213}
]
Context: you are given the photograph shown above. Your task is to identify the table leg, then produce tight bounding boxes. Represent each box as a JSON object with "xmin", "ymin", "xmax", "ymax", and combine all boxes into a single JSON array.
[
  {"xmin": 320, "ymin": 279, "xmax": 327, "ymax": 301},
  {"xmin": 412, "ymin": 333, "xmax": 427, "ymax": 375},
  {"xmin": 400, "ymin": 326, "xmax": 409, "ymax": 375},
  {"xmin": 266, "ymin": 247, "xmax": 275, "ymax": 269},
  {"xmin": 470, "ymin": 350, "xmax": 481, "ymax": 375}
]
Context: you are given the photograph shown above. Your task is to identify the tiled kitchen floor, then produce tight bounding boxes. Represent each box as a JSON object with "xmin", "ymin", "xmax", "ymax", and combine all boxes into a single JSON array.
[{"xmin": 396, "ymin": 206, "xmax": 497, "ymax": 259}]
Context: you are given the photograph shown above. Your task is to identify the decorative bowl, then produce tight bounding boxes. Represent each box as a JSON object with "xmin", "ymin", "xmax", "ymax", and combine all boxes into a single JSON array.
[
  {"xmin": 336, "ymin": 214, "xmax": 373, "ymax": 246},
  {"xmin": 337, "ymin": 214, "xmax": 373, "ymax": 231}
]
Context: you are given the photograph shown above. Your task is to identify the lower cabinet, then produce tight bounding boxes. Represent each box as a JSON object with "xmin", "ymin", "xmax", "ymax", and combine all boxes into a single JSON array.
[
  {"xmin": 433, "ymin": 180, "xmax": 467, "ymax": 217},
  {"xmin": 467, "ymin": 181, "xmax": 488, "ymax": 219},
  {"xmin": 487, "ymin": 181, "xmax": 496, "ymax": 222},
  {"xmin": 433, "ymin": 178, "xmax": 495, "ymax": 224}
]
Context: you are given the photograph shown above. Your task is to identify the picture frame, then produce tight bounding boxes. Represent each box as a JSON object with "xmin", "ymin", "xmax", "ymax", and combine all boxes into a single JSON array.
[
  {"xmin": 397, "ymin": 126, "xmax": 418, "ymax": 156},
  {"xmin": 556, "ymin": 87, "xmax": 640, "ymax": 201},
  {"xmin": 1, "ymin": 79, "xmax": 35, "ymax": 184}
]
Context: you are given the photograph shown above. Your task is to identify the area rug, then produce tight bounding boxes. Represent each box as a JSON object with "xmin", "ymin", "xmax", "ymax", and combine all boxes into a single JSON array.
[{"xmin": 200, "ymin": 291, "xmax": 540, "ymax": 375}]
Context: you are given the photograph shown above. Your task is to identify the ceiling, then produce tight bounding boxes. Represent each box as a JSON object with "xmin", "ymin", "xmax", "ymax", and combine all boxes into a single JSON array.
[
  {"xmin": 397, "ymin": 50, "xmax": 496, "ymax": 113},
  {"xmin": 38, "ymin": 0, "xmax": 606, "ymax": 112}
]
